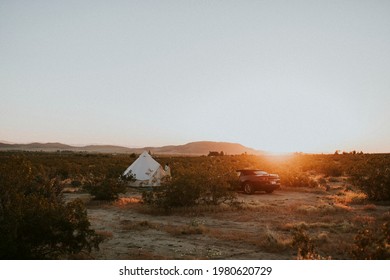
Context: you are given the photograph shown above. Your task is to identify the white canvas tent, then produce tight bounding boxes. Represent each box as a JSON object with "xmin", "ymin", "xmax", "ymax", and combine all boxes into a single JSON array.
[{"xmin": 122, "ymin": 151, "xmax": 166, "ymax": 187}]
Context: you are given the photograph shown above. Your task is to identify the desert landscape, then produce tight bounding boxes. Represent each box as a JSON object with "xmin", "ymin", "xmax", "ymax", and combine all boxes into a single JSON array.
[
  {"xmin": 73, "ymin": 183, "xmax": 389, "ymax": 260},
  {"xmin": 1, "ymin": 3, "xmax": 389, "ymax": 280},
  {"xmin": 1, "ymin": 150, "xmax": 388, "ymax": 260},
  {"xmin": 0, "ymin": 151, "xmax": 390, "ymax": 260}
]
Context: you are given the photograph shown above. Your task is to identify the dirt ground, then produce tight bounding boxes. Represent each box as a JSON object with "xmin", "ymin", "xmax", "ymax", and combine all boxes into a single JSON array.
[{"xmin": 64, "ymin": 183, "xmax": 390, "ymax": 260}]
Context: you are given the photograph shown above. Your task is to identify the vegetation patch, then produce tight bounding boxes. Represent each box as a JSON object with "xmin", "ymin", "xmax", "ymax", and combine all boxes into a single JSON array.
[
  {"xmin": 291, "ymin": 228, "xmax": 331, "ymax": 260},
  {"xmin": 1, "ymin": 152, "xmax": 389, "ymax": 260},
  {"xmin": 0, "ymin": 156, "xmax": 103, "ymax": 259},
  {"xmin": 351, "ymin": 221, "xmax": 390, "ymax": 259},
  {"xmin": 328, "ymin": 191, "xmax": 367, "ymax": 205}
]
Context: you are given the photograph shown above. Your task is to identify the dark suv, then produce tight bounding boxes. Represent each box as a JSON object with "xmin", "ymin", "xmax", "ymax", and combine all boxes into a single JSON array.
[{"xmin": 236, "ymin": 169, "xmax": 280, "ymax": 194}]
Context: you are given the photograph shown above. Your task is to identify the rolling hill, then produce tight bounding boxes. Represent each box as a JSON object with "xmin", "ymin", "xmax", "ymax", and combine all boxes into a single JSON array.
[
  {"xmin": 0, "ymin": 141, "xmax": 264, "ymax": 155},
  {"xmin": 144, "ymin": 141, "xmax": 263, "ymax": 155}
]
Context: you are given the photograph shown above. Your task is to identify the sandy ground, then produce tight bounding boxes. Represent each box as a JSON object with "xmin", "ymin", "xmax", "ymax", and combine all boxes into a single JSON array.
[{"xmin": 65, "ymin": 187, "xmax": 365, "ymax": 260}]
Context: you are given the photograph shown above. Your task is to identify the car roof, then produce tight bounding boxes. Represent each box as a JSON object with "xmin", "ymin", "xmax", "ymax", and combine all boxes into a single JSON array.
[{"xmin": 236, "ymin": 169, "xmax": 265, "ymax": 172}]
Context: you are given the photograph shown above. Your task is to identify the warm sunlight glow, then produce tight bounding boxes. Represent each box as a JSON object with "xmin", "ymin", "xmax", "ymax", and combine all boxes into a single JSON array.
[{"xmin": 1, "ymin": 1, "xmax": 389, "ymax": 153}]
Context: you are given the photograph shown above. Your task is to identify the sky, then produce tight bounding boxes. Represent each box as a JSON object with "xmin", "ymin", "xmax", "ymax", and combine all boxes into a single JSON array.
[{"xmin": 1, "ymin": 0, "xmax": 389, "ymax": 153}]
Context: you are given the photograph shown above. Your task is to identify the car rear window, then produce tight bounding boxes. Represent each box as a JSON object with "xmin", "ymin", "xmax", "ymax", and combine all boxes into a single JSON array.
[
  {"xmin": 254, "ymin": 171, "xmax": 268, "ymax": 175},
  {"xmin": 239, "ymin": 170, "xmax": 268, "ymax": 176}
]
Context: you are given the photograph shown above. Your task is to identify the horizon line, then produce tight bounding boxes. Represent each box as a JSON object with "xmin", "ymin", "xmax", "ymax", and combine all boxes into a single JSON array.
[{"xmin": 1, "ymin": 139, "xmax": 388, "ymax": 155}]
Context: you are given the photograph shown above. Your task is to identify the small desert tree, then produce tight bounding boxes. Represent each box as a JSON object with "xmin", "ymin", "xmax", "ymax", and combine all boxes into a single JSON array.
[
  {"xmin": 351, "ymin": 221, "xmax": 390, "ymax": 259},
  {"xmin": 142, "ymin": 158, "xmax": 237, "ymax": 210},
  {"xmin": 84, "ymin": 168, "xmax": 133, "ymax": 201},
  {"xmin": 291, "ymin": 228, "xmax": 330, "ymax": 260},
  {"xmin": 0, "ymin": 156, "xmax": 103, "ymax": 259},
  {"xmin": 350, "ymin": 164, "xmax": 390, "ymax": 201}
]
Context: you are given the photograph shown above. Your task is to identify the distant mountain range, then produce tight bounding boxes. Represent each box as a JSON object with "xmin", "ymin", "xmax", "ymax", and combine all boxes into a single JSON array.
[{"xmin": 0, "ymin": 141, "xmax": 264, "ymax": 155}]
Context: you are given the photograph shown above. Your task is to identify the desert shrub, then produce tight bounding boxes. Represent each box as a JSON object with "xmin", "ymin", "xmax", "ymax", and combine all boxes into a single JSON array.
[
  {"xmin": 142, "ymin": 180, "xmax": 201, "ymax": 209},
  {"xmin": 328, "ymin": 177, "xmax": 339, "ymax": 182},
  {"xmin": 362, "ymin": 204, "xmax": 377, "ymax": 211},
  {"xmin": 84, "ymin": 178, "xmax": 127, "ymax": 201},
  {"xmin": 281, "ymin": 171, "xmax": 318, "ymax": 188},
  {"xmin": 83, "ymin": 165, "xmax": 134, "ymax": 201},
  {"xmin": 291, "ymin": 228, "xmax": 329, "ymax": 260},
  {"xmin": 0, "ymin": 156, "xmax": 103, "ymax": 259},
  {"xmin": 71, "ymin": 180, "xmax": 82, "ymax": 187},
  {"xmin": 142, "ymin": 159, "xmax": 237, "ymax": 210},
  {"xmin": 351, "ymin": 166, "xmax": 390, "ymax": 201},
  {"xmin": 319, "ymin": 164, "xmax": 343, "ymax": 177},
  {"xmin": 351, "ymin": 221, "xmax": 390, "ymax": 259},
  {"xmin": 317, "ymin": 177, "xmax": 327, "ymax": 186}
]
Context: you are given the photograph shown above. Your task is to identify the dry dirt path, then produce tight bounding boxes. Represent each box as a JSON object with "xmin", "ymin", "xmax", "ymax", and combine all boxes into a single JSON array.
[
  {"xmin": 65, "ymin": 190, "xmax": 321, "ymax": 259},
  {"xmin": 65, "ymin": 186, "xmax": 388, "ymax": 260}
]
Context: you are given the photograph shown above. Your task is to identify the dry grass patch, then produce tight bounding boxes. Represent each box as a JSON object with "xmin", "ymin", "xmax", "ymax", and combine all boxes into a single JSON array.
[
  {"xmin": 163, "ymin": 224, "xmax": 207, "ymax": 236},
  {"xmin": 352, "ymin": 215, "xmax": 376, "ymax": 224},
  {"xmin": 204, "ymin": 226, "xmax": 291, "ymax": 254},
  {"xmin": 292, "ymin": 203, "xmax": 351, "ymax": 215},
  {"xmin": 206, "ymin": 228, "xmax": 253, "ymax": 243},
  {"xmin": 95, "ymin": 230, "xmax": 114, "ymax": 239},
  {"xmin": 258, "ymin": 227, "xmax": 292, "ymax": 253},
  {"xmin": 283, "ymin": 186, "xmax": 327, "ymax": 195},
  {"xmin": 120, "ymin": 220, "xmax": 157, "ymax": 231},
  {"xmin": 316, "ymin": 231, "xmax": 330, "ymax": 242},
  {"xmin": 281, "ymin": 219, "xmax": 355, "ymax": 234},
  {"xmin": 328, "ymin": 191, "xmax": 367, "ymax": 205},
  {"xmin": 333, "ymin": 220, "xmax": 355, "ymax": 233},
  {"xmin": 317, "ymin": 237, "xmax": 353, "ymax": 259},
  {"xmin": 362, "ymin": 204, "xmax": 377, "ymax": 211},
  {"xmin": 333, "ymin": 203, "xmax": 352, "ymax": 212},
  {"xmin": 239, "ymin": 204, "xmax": 278, "ymax": 213},
  {"xmin": 136, "ymin": 203, "xmax": 238, "ymax": 217},
  {"xmin": 114, "ymin": 196, "xmax": 142, "ymax": 207},
  {"xmin": 280, "ymin": 221, "xmax": 336, "ymax": 231}
]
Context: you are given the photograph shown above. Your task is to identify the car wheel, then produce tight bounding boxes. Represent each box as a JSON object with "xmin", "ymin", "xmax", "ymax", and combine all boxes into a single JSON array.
[
  {"xmin": 265, "ymin": 190, "xmax": 274, "ymax": 194},
  {"xmin": 244, "ymin": 183, "xmax": 254, "ymax": 194}
]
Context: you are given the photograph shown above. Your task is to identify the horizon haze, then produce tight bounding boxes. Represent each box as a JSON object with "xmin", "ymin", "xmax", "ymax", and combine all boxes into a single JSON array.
[{"xmin": 1, "ymin": 1, "xmax": 389, "ymax": 154}]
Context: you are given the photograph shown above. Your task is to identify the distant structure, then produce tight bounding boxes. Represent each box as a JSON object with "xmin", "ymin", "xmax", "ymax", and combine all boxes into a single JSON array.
[{"xmin": 208, "ymin": 151, "xmax": 225, "ymax": 156}]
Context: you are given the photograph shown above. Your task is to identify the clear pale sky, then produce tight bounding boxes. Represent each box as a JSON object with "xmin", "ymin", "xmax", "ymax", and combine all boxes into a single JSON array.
[{"xmin": 1, "ymin": 0, "xmax": 389, "ymax": 153}]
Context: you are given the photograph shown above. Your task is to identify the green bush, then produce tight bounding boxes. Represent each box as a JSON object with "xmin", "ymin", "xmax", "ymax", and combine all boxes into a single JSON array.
[
  {"xmin": 291, "ymin": 228, "xmax": 329, "ymax": 260},
  {"xmin": 351, "ymin": 221, "xmax": 390, "ymax": 259},
  {"xmin": 317, "ymin": 177, "xmax": 327, "ymax": 186},
  {"xmin": 142, "ymin": 179, "xmax": 202, "ymax": 209},
  {"xmin": 0, "ymin": 157, "xmax": 103, "ymax": 259},
  {"xmin": 84, "ymin": 178, "xmax": 127, "ymax": 201},
  {"xmin": 83, "ymin": 166, "xmax": 134, "ymax": 201},
  {"xmin": 280, "ymin": 171, "xmax": 318, "ymax": 188},
  {"xmin": 351, "ymin": 166, "xmax": 390, "ymax": 201},
  {"xmin": 142, "ymin": 160, "xmax": 237, "ymax": 210},
  {"xmin": 71, "ymin": 180, "xmax": 82, "ymax": 187},
  {"xmin": 319, "ymin": 164, "xmax": 343, "ymax": 177}
]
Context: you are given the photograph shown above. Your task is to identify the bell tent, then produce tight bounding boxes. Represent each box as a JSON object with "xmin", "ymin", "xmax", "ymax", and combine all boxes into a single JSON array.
[{"xmin": 122, "ymin": 151, "xmax": 166, "ymax": 186}]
